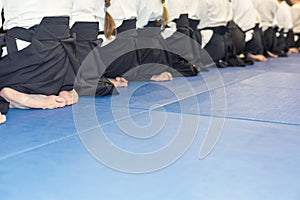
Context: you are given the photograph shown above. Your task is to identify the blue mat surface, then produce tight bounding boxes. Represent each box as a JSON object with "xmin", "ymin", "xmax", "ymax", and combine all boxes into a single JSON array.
[
  {"xmin": 0, "ymin": 114, "xmax": 299, "ymax": 200},
  {"xmin": 164, "ymin": 71, "xmax": 300, "ymax": 125},
  {"xmin": 1, "ymin": 54, "xmax": 300, "ymax": 200}
]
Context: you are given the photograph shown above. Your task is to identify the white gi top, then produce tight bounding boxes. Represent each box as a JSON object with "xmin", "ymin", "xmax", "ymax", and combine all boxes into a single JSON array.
[
  {"xmin": 291, "ymin": 2, "xmax": 300, "ymax": 33},
  {"xmin": 0, "ymin": 0, "xmax": 72, "ymax": 30},
  {"xmin": 187, "ymin": 0, "xmax": 202, "ymax": 20},
  {"xmin": 253, "ymin": 0, "xmax": 279, "ymax": 31},
  {"xmin": 71, "ymin": 0, "xmax": 97, "ymax": 26},
  {"xmin": 136, "ymin": 0, "xmax": 163, "ymax": 29},
  {"xmin": 233, "ymin": 0, "xmax": 257, "ymax": 31},
  {"xmin": 198, "ymin": 0, "xmax": 231, "ymax": 29},
  {"xmin": 227, "ymin": 0, "xmax": 234, "ymax": 22},
  {"xmin": 95, "ymin": 0, "xmax": 139, "ymax": 31},
  {"xmin": 275, "ymin": 1, "xmax": 293, "ymax": 32},
  {"xmin": 164, "ymin": 0, "xmax": 202, "ymax": 21},
  {"xmin": 165, "ymin": 0, "xmax": 188, "ymax": 21},
  {"xmin": 250, "ymin": 0, "xmax": 264, "ymax": 26},
  {"xmin": 251, "ymin": 0, "xmax": 260, "ymax": 9}
]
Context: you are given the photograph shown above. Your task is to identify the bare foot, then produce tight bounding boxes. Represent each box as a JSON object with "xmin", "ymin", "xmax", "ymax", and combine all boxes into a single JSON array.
[
  {"xmin": 0, "ymin": 87, "xmax": 67, "ymax": 109},
  {"xmin": 59, "ymin": 89, "xmax": 79, "ymax": 106},
  {"xmin": 0, "ymin": 113, "xmax": 6, "ymax": 124},
  {"xmin": 108, "ymin": 77, "xmax": 128, "ymax": 87},
  {"xmin": 248, "ymin": 53, "xmax": 268, "ymax": 62},
  {"xmin": 266, "ymin": 51, "xmax": 278, "ymax": 58},
  {"xmin": 150, "ymin": 72, "xmax": 173, "ymax": 82},
  {"xmin": 288, "ymin": 48, "xmax": 299, "ymax": 54}
]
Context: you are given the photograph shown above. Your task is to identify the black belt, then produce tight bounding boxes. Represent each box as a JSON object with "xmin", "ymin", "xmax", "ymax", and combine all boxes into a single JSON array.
[
  {"xmin": 145, "ymin": 20, "xmax": 161, "ymax": 28},
  {"xmin": 188, "ymin": 19, "xmax": 200, "ymax": 31},
  {"xmin": 173, "ymin": 14, "xmax": 189, "ymax": 28},
  {"xmin": 201, "ymin": 26, "xmax": 228, "ymax": 35},
  {"xmin": 5, "ymin": 16, "xmax": 72, "ymax": 54},
  {"xmin": 117, "ymin": 19, "xmax": 137, "ymax": 33},
  {"xmin": 71, "ymin": 22, "xmax": 99, "ymax": 41},
  {"xmin": 99, "ymin": 19, "xmax": 137, "ymax": 35}
]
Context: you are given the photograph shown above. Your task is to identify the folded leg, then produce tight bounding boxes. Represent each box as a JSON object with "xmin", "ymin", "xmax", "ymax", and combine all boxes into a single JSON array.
[{"xmin": 1, "ymin": 87, "xmax": 67, "ymax": 109}]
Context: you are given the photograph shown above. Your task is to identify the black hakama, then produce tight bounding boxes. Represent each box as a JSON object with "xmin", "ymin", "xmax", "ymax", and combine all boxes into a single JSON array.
[
  {"xmin": 134, "ymin": 21, "xmax": 200, "ymax": 79},
  {"xmin": 201, "ymin": 26, "xmax": 228, "ymax": 66},
  {"xmin": 244, "ymin": 25, "xmax": 264, "ymax": 55},
  {"xmin": 0, "ymin": 17, "xmax": 78, "ymax": 113},
  {"xmin": 100, "ymin": 19, "xmax": 140, "ymax": 80},
  {"xmin": 166, "ymin": 14, "xmax": 210, "ymax": 70},
  {"xmin": 70, "ymin": 22, "xmax": 116, "ymax": 96},
  {"xmin": 262, "ymin": 27, "xmax": 278, "ymax": 56}
]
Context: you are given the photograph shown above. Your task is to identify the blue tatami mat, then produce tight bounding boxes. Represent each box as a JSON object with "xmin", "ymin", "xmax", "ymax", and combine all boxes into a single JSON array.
[
  {"xmin": 0, "ymin": 102, "xmax": 146, "ymax": 160},
  {"xmin": 86, "ymin": 64, "xmax": 267, "ymax": 111},
  {"xmin": 0, "ymin": 113, "xmax": 300, "ymax": 200},
  {"xmin": 92, "ymin": 55, "xmax": 299, "ymax": 112},
  {"xmin": 0, "ymin": 107, "xmax": 77, "ymax": 159},
  {"xmin": 257, "ymin": 54, "xmax": 300, "ymax": 73},
  {"xmin": 1, "ymin": 54, "xmax": 300, "ymax": 200},
  {"xmin": 164, "ymin": 71, "xmax": 300, "ymax": 125}
]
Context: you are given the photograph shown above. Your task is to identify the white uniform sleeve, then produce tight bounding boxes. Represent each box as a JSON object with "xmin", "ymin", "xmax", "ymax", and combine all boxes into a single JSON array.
[
  {"xmin": 0, "ymin": 0, "xmax": 3, "ymax": 27},
  {"xmin": 71, "ymin": 0, "xmax": 97, "ymax": 26},
  {"xmin": 136, "ymin": 0, "xmax": 150, "ymax": 29},
  {"xmin": 291, "ymin": 3, "xmax": 300, "ymax": 33}
]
